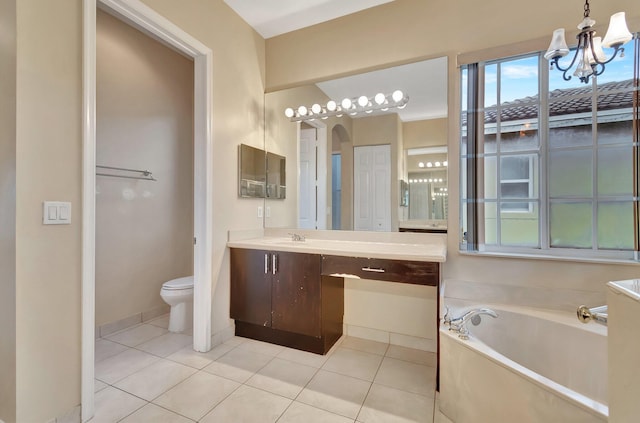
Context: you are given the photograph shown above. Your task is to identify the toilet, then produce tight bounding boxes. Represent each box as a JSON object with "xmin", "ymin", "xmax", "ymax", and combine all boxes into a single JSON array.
[{"xmin": 160, "ymin": 276, "xmax": 194, "ymax": 333}]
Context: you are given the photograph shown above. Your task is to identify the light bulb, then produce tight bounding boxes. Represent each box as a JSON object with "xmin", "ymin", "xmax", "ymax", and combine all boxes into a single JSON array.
[
  {"xmin": 284, "ymin": 108, "xmax": 294, "ymax": 118},
  {"xmin": 418, "ymin": 162, "xmax": 425, "ymax": 168},
  {"xmin": 374, "ymin": 93, "xmax": 386, "ymax": 105},
  {"xmin": 443, "ymin": 161, "xmax": 448, "ymax": 166},
  {"xmin": 426, "ymin": 162, "xmax": 433, "ymax": 168},
  {"xmin": 435, "ymin": 161, "xmax": 441, "ymax": 167},
  {"xmin": 419, "ymin": 179, "xmax": 424, "ymax": 183},
  {"xmin": 298, "ymin": 106, "xmax": 308, "ymax": 116},
  {"xmin": 429, "ymin": 179, "xmax": 433, "ymax": 182},
  {"xmin": 311, "ymin": 104, "xmax": 322, "ymax": 114},
  {"xmin": 358, "ymin": 95, "xmax": 369, "ymax": 107},
  {"xmin": 341, "ymin": 98, "xmax": 352, "ymax": 109},
  {"xmin": 327, "ymin": 100, "xmax": 337, "ymax": 111},
  {"xmin": 392, "ymin": 90, "xmax": 404, "ymax": 102}
]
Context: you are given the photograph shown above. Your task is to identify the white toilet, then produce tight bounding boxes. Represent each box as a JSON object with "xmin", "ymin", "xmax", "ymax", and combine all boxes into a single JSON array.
[{"xmin": 160, "ymin": 276, "xmax": 194, "ymax": 333}]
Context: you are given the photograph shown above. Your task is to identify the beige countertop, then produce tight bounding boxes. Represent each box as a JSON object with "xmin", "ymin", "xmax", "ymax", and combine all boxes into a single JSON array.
[{"xmin": 227, "ymin": 229, "xmax": 447, "ymax": 262}]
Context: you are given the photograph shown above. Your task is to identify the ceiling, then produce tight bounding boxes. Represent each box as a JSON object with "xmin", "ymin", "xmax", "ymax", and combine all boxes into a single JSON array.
[
  {"xmin": 226, "ymin": 0, "xmax": 448, "ymax": 121},
  {"xmin": 224, "ymin": 0, "xmax": 394, "ymax": 39}
]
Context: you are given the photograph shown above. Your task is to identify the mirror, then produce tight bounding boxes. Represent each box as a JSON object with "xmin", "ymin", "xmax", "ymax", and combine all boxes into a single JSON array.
[
  {"xmin": 264, "ymin": 57, "xmax": 448, "ymax": 232},
  {"xmin": 238, "ymin": 144, "xmax": 266, "ymax": 198},
  {"xmin": 266, "ymin": 152, "xmax": 286, "ymax": 199}
]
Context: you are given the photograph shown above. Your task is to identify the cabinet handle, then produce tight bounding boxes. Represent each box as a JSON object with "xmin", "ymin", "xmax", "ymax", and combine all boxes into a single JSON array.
[
  {"xmin": 272, "ymin": 253, "xmax": 277, "ymax": 275},
  {"xmin": 264, "ymin": 253, "xmax": 269, "ymax": 274},
  {"xmin": 362, "ymin": 266, "xmax": 385, "ymax": 273}
]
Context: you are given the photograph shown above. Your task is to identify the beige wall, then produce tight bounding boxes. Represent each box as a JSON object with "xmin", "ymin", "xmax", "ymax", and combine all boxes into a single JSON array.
[
  {"xmin": 0, "ymin": 0, "xmax": 16, "ymax": 421},
  {"xmin": 15, "ymin": 1, "xmax": 82, "ymax": 422},
  {"xmin": 404, "ymin": 118, "xmax": 447, "ymax": 150},
  {"xmin": 265, "ymin": 0, "xmax": 640, "ymax": 305},
  {"xmin": 95, "ymin": 10, "xmax": 194, "ymax": 327}
]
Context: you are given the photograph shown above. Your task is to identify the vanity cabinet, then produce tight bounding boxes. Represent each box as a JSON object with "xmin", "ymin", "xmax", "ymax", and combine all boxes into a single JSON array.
[{"xmin": 230, "ymin": 248, "xmax": 343, "ymax": 354}]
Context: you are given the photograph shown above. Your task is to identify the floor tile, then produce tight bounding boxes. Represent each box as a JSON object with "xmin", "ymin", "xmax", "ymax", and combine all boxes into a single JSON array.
[
  {"xmin": 341, "ymin": 337, "xmax": 389, "ymax": 356},
  {"xmin": 166, "ymin": 342, "xmax": 235, "ymax": 369},
  {"xmin": 136, "ymin": 332, "xmax": 193, "ymax": 357},
  {"xmin": 91, "ymin": 386, "xmax": 146, "ymax": 423},
  {"xmin": 374, "ymin": 357, "xmax": 435, "ymax": 397},
  {"xmin": 153, "ymin": 371, "xmax": 240, "ymax": 421},
  {"xmin": 120, "ymin": 403, "xmax": 193, "ymax": 423},
  {"xmin": 94, "ymin": 379, "xmax": 108, "ymax": 393},
  {"xmin": 95, "ymin": 338, "xmax": 129, "ymax": 363},
  {"xmin": 199, "ymin": 385, "xmax": 291, "ymax": 423},
  {"xmin": 277, "ymin": 347, "xmax": 330, "ymax": 368},
  {"xmin": 202, "ymin": 346, "xmax": 273, "ymax": 383},
  {"xmin": 246, "ymin": 357, "xmax": 318, "ymax": 399},
  {"xmin": 95, "ymin": 348, "xmax": 159, "ymax": 384},
  {"xmin": 106, "ymin": 324, "xmax": 168, "ymax": 347},
  {"xmin": 358, "ymin": 383, "xmax": 434, "ymax": 423},
  {"xmin": 237, "ymin": 338, "xmax": 286, "ymax": 356},
  {"xmin": 114, "ymin": 359, "xmax": 197, "ymax": 401},
  {"xmin": 386, "ymin": 345, "xmax": 437, "ymax": 367},
  {"xmin": 322, "ymin": 347, "xmax": 383, "ymax": 381},
  {"xmin": 279, "ymin": 401, "xmax": 355, "ymax": 423},
  {"xmin": 223, "ymin": 336, "xmax": 247, "ymax": 347},
  {"xmin": 148, "ymin": 314, "xmax": 170, "ymax": 329},
  {"xmin": 297, "ymin": 370, "xmax": 371, "ymax": 419}
]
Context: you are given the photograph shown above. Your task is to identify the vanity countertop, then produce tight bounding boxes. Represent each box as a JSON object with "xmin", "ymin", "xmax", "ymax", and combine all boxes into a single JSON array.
[{"xmin": 227, "ymin": 229, "xmax": 447, "ymax": 262}]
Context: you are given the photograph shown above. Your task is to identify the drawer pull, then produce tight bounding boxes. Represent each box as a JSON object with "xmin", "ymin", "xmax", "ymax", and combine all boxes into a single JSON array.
[
  {"xmin": 362, "ymin": 267, "xmax": 385, "ymax": 273},
  {"xmin": 264, "ymin": 253, "xmax": 269, "ymax": 274}
]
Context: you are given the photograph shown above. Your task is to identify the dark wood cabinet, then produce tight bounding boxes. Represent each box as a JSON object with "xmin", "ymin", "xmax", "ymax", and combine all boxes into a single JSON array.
[{"xmin": 230, "ymin": 248, "xmax": 343, "ymax": 354}]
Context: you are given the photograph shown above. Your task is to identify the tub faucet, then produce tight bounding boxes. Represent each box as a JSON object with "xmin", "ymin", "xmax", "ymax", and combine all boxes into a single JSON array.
[{"xmin": 444, "ymin": 307, "xmax": 498, "ymax": 340}]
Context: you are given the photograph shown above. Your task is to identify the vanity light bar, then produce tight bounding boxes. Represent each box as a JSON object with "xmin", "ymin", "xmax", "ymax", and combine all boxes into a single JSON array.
[{"xmin": 284, "ymin": 90, "xmax": 409, "ymax": 122}]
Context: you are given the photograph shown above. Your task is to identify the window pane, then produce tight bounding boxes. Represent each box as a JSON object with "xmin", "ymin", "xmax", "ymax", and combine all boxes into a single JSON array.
[
  {"xmin": 592, "ymin": 39, "xmax": 635, "ymax": 85},
  {"xmin": 501, "ymin": 155, "xmax": 530, "ymax": 180},
  {"xmin": 550, "ymin": 202, "xmax": 592, "ymax": 248},
  {"xmin": 484, "ymin": 201, "xmax": 497, "ymax": 245},
  {"xmin": 484, "ymin": 156, "xmax": 497, "ymax": 199},
  {"xmin": 501, "ymin": 182, "xmax": 529, "ymax": 199},
  {"xmin": 500, "ymin": 124, "xmax": 539, "ymax": 152},
  {"xmin": 461, "ymin": 67, "xmax": 468, "ymax": 112},
  {"xmin": 500, "ymin": 56, "xmax": 539, "ymax": 105},
  {"xmin": 484, "ymin": 129, "xmax": 497, "ymax": 154},
  {"xmin": 549, "ymin": 123, "xmax": 593, "ymax": 149},
  {"xmin": 598, "ymin": 147, "xmax": 633, "ymax": 196},
  {"xmin": 549, "ymin": 149, "xmax": 593, "ymax": 197},
  {"xmin": 501, "ymin": 202, "xmax": 539, "ymax": 247},
  {"xmin": 597, "ymin": 119, "xmax": 633, "ymax": 145},
  {"xmin": 597, "ymin": 202, "xmax": 634, "ymax": 250},
  {"xmin": 485, "ymin": 64, "xmax": 497, "ymax": 108}
]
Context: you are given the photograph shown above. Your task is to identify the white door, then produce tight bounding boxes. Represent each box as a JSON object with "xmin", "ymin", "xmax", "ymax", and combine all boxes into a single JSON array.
[
  {"xmin": 354, "ymin": 145, "xmax": 391, "ymax": 231},
  {"xmin": 298, "ymin": 127, "xmax": 317, "ymax": 229}
]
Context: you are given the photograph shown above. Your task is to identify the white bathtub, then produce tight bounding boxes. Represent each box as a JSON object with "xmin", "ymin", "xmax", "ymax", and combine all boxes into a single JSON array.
[{"xmin": 439, "ymin": 304, "xmax": 608, "ymax": 423}]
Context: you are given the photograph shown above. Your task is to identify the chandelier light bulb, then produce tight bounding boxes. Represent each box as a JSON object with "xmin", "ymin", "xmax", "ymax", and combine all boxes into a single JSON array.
[
  {"xmin": 284, "ymin": 108, "xmax": 294, "ymax": 118},
  {"xmin": 374, "ymin": 93, "xmax": 386, "ymax": 105},
  {"xmin": 341, "ymin": 98, "xmax": 352, "ymax": 110},
  {"xmin": 392, "ymin": 90, "xmax": 404, "ymax": 102},
  {"xmin": 298, "ymin": 106, "xmax": 308, "ymax": 116},
  {"xmin": 327, "ymin": 100, "xmax": 337, "ymax": 111},
  {"xmin": 358, "ymin": 95, "xmax": 369, "ymax": 107},
  {"xmin": 602, "ymin": 12, "xmax": 633, "ymax": 48},
  {"xmin": 311, "ymin": 103, "xmax": 322, "ymax": 114}
]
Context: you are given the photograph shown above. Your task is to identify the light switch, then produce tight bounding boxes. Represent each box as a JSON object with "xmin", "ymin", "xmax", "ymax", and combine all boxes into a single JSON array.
[
  {"xmin": 266, "ymin": 206, "xmax": 271, "ymax": 218},
  {"xmin": 43, "ymin": 201, "xmax": 72, "ymax": 225}
]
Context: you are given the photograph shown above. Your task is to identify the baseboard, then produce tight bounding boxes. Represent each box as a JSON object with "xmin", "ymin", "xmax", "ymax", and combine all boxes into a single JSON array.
[
  {"xmin": 344, "ymin": 324, "xmax": 437, "ymax": 352},
  {"xmin": 97, "ymin": 304, "xmax": 170, "ymax": 338}
]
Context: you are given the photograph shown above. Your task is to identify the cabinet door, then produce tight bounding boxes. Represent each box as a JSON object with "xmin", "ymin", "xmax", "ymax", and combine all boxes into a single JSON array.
[
  {"xmin": 230, "ymin": 248, "xmax": 272, "ymax": 327},
  {"xmin": 271, "ymin": 251, "xmax": 322, "ymax": 337}
]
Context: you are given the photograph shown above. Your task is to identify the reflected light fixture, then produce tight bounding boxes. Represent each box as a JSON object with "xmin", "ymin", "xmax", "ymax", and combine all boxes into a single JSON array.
[
  {"xmin": 284, "ymin": 90, "xmax": 409, "ymax": 122},
  {"xmin": 544, "ymin": 0, "xmax": 632, "ymax": 84}
]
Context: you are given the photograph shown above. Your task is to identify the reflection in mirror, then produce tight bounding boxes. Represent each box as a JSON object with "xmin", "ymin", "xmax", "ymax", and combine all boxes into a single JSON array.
[
  {"xmin": 264, "ymin": 57, "xmax": 448, "ymax": 231},
  {"xmin": 238, "ymin": 144, "xmax": 266, "ymax": 198},
  {"xmin": 266, "ymin": 152, "xmax": 286, "ymax": 199}
]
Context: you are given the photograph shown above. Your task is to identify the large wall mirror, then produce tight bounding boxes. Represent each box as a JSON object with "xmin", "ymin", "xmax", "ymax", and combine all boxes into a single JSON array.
[{"xmin": 264, "ymin": 57, "xmax": 448, "ymax": 232}]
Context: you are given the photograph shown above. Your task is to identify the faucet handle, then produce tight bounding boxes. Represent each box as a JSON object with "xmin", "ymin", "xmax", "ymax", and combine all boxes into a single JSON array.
[{"xmin": 442, "ymin": 306, "xmax": 451, "ymax": 326}]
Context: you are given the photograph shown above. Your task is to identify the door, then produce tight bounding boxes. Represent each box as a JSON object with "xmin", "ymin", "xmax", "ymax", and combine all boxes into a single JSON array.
[
  {"xmin": 354, "ymin": 145, "xmax": 391, "ymax": 231},
  {"xmin": 271, "ymin": 251, "xmax": 322, "ymax": 337},
  {"xmin": 299, "ymin": 127, "xmax": 317, "ymax": 229},
  {"xmin": 230, "ymin": 249, "xmax": 272, "ymax": 327}
]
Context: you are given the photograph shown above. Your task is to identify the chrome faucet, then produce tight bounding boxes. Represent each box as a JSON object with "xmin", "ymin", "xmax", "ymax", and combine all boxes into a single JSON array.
[
  {"xmin": 443, "ymin": 307, "xmax": 498, "ymax": 340},
  {"xmin": 577, "ymin": 305, "xmax": 608, "ymax": 326},
  {"xmin": 288, "ymin": 232, "xmax": 306, "ymax": 242}
]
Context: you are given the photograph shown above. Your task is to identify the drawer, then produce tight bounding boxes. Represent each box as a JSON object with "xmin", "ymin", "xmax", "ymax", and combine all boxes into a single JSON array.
[{"xmin": 321, "ymin": 255, "xmax": 439, "ymax": 286}]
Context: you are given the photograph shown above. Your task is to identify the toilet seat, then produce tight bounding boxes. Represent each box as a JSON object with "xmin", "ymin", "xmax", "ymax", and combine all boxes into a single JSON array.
[{"xmin": 162, "ymin": 276, "xmax": 194, "ymax": 290}]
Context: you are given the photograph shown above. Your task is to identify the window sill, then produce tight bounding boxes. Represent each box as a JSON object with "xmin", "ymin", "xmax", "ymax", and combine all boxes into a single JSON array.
[{"xmin": 458, "ymin": 249, "xmax": 639, "ymax": 266}]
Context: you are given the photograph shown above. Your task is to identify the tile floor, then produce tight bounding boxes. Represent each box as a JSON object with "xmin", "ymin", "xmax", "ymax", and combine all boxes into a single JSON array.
[{"xmin": 93, "ymin": 315, "xmax": 453, "ymax": 422}]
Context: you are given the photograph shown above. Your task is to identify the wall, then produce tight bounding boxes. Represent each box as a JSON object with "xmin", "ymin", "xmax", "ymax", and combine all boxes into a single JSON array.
[
  {"xmin": 265, "ymin": 0, "xmax": 640, "ymax": 306},
  {"xmin": 403, "ymin": 118, "xmax": 447, "ymax": 149},
  {"xmin": 95, "ymin": 10, "xmax": 194, "ymax": 327},
  {"xmin": 15, "ymin": 1, "xmax": 82, "ymax": 422},
  {"xmin": 0, "ymin": 0, "xmax": 16, "ymax": 420}
]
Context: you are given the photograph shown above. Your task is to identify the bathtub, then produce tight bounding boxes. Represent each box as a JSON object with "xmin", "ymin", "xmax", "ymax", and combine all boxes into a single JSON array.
[{"xmin": 439, "ymin": 304, "xmax": 608, "ymax": 423}]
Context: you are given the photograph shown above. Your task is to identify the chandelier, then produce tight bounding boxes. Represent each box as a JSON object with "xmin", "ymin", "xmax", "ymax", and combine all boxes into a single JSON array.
[
  {"xmin": 284, "ymin": 90, "xmax": 409, "ymax": 122},
  {"xmin": 544, "ymin": 0, "xmax": 632, "ymax": 84}
]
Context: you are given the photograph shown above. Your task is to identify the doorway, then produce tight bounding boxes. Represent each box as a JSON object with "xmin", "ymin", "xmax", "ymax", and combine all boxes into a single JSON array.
[{"xmin": 82, "ymin": 0, "xmax": 213, "ymax": 420}]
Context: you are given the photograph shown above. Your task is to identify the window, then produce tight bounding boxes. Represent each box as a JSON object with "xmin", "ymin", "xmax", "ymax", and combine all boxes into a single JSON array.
[{"xmin": 461, "ymin": 39, "xmax": 639, "ymax": 259}]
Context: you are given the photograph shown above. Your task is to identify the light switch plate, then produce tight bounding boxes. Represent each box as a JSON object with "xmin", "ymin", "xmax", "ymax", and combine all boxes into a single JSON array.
[{"xmin": 43, "ymin": 201, "xmax": 72, "ymax": 225}]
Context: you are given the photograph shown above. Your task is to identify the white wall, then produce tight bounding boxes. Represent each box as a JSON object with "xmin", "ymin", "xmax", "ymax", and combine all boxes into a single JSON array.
[{"xmin": 95, "ymin": 9, "xmax": 194, "ymax": 327}]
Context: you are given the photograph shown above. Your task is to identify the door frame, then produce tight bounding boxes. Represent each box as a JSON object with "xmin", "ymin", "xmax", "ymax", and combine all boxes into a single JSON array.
[{"xmin": 82, "ymin": 0, "xmax": 213, "ymax": 420}]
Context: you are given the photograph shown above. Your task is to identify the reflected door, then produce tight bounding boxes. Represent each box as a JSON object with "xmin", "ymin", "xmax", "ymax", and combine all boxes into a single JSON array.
[
  {"xmin": 299, "ymin": 127, "xmax": 317, "ymax": 229},
  {"xmin": 354, "ymin": 145, "xmax": 391, "ymax": 231}
]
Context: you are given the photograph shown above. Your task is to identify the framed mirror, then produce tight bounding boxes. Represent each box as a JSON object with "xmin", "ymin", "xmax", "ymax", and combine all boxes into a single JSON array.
[
  {"xmin": 264, "ymin": 57, "xmax": 448, "ymax": 232},
  {"xmin": 238, "ymin": 144, "xmax": 266, "ymax": 198}
]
